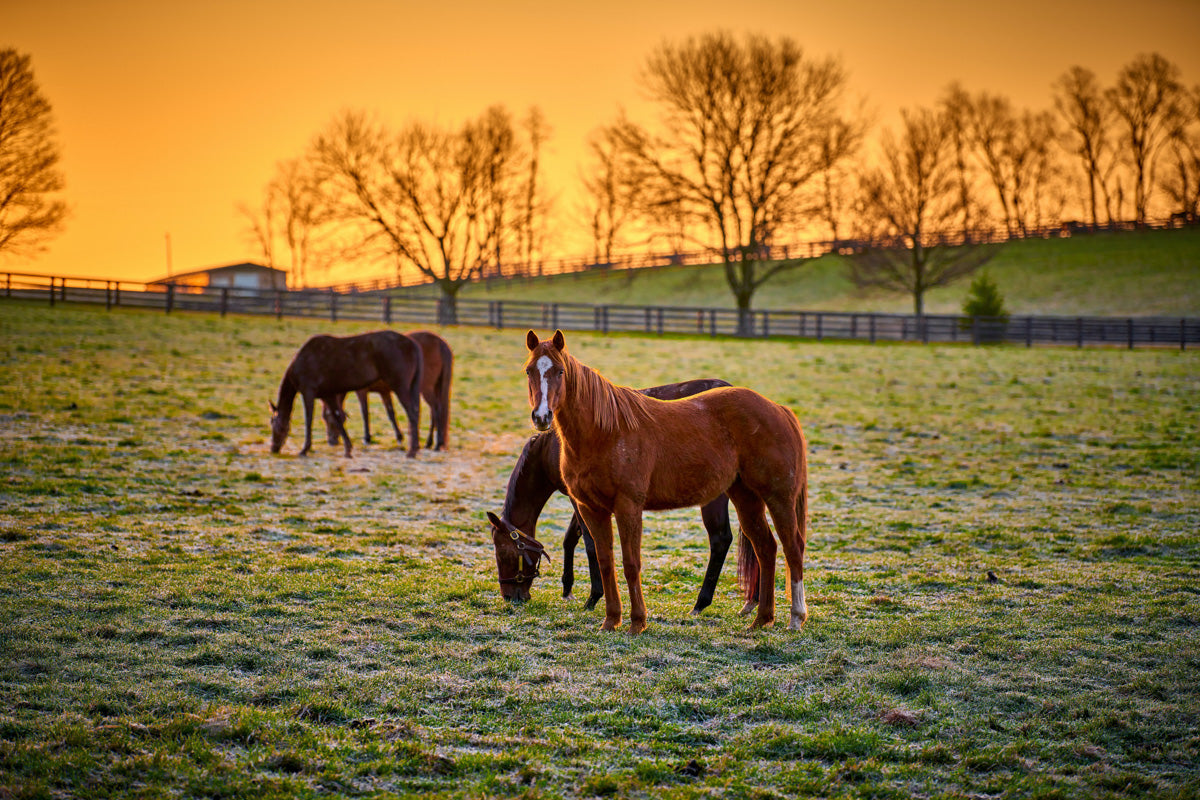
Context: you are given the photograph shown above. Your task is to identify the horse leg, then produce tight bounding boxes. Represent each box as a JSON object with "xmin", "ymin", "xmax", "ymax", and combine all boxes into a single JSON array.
[
  {"xmin": 691, "ymin": 495, "xmax": 733, "ymax": 615},
  {"xmin": 562, "ymin": 511, "xmax": 583, "ymax": 600},
  {"xmin": 357, "ymin": 390, "xmax": 373, "ymax": 444},
  {"xmin": 576, "ymin": 504, "xmax": 621, "ymax": 631},
  {"xmin": 424, "ymin": 393, "xmax": 438, "ymax": 450},
  {"xmin": 579, "ymin": 519, "xmax": 604, "ymax": 610},
  {"xmin": 613, "ymin": 499, "xmax": 648, "ymax": 634},
  {"xmin": 726, "ymin": 480, "xmax": 776, "ymax": 629},
  {"xmin": 765, "ymin": 487, "xmax": 808, "ymax": 630},
  {"xmin": 379, "ymin": 390, "xmax": 404, "ymax": 447},
  {"xmin": 401, "ymin": 388, "xmax": 420, "ymax": 459},
  {"xmin": 300, "ymin": 394, "xmax": 316, "ymax": 457}
]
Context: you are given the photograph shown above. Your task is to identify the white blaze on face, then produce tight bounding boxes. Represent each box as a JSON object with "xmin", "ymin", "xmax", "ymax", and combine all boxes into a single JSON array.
[{"xmin": 534, "ymin": 355, "xmax": 553, "ymax": 421}]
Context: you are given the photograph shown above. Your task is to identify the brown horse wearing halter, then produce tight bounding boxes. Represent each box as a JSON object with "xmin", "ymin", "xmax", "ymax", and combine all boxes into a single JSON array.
[{"xmin": 523, "ymin": 329, "xmax": 808, "ymax": 633}]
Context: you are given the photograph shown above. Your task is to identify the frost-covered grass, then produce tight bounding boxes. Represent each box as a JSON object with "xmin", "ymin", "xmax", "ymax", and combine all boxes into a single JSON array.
[{"xmin": 1, "ymin": 300, "xmax": 1198, "ymax": 798}]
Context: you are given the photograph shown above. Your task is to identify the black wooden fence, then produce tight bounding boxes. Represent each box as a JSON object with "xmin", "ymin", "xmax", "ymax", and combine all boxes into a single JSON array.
[{"xmin": 4, "ymin": 271, "xmax": 1197, "ymax": 349}]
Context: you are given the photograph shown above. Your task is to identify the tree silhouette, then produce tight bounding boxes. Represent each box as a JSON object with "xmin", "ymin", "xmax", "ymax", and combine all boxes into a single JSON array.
[
  {"xmin": 0, "ymin": 50, "xmax": 67, "ymax": 260},
  {"xmin": 311, "ymin": 107, "xmax": 535, "ymax": 322},
  {"xmin": 607, "ymin": 31, "xmax": 861, "ymax": 333},
  {"xmin": 848, "ymin": 107, "xmax": 996, "ymax": 320},
  {"xmin": 1107, "ymin": 53, "xmax": 1187, "ymax": 225},
  {"xmin": 1054, "ymin": 66, "xmax": 1118, "ymax": 227},
  {"xmin": 239, "ymin": 157, "xmax": 340, "ymax": 288}
]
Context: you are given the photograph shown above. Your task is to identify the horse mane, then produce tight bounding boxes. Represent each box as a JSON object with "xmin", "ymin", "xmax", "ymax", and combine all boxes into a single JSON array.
[
  {"xmin": 502, "ymin": 434, "xmax": 543, "ymax": 520},
  {"xmin": 560, "ymin": 348, "xmax": 653, "ymax": 435}
]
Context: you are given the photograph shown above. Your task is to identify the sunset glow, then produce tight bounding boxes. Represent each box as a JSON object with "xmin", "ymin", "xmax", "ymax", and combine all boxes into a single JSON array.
[{"xmin": 6, "ymin": 0, "xmax": 1199, "ymax": 284}]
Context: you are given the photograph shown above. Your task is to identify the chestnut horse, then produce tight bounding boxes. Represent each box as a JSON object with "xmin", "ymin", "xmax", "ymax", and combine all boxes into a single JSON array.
[
  {"xmin": 270, "ymin": 330, "xmax": 423, "ymax": 458},
  {"xmin": 321, "ymin": 330, "xmax": 454, "ymax": 450},
  {"xmin": 487, "ymin": 378, "xmax": 759, "ymax": 610},
  {"xmin": 523, "ymin": 330, "xmax": 808, "ymax": 633}
]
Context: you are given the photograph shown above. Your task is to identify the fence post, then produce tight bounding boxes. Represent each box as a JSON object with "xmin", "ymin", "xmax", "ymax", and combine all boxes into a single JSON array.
[
  {"xmin": 1026, "ymin": 316, "xmax": 1033, "ymax": 348},
  {"xmin": 166, "ymin": 284, "xmax": 174, "ymax": 314},
  {"xmin": 1182, "ymin": 318, "xmax": 1187, "ymax": 351},
  {"xmin": 275, "ymin": 290, "xmax": 283, "ymax": 320},
  {"xmin": 105, "ymin": 281, "xmax": 112, "ymax": 311},
  {"xmin": 816, "ymin": 313, "xmax": 823, "ymax": 342},
  {"xmin": 657, "ymin": 307, "xmax": 664, "ymax": 336},
  {"xmin": 762, "ymin": 311, "xmax": 769, "ymax": 338},
  {"xmin": 1077, "ymin": 317, "xmax": 1084, "ymax": 348},
  {"xmin": 383, "ymin": 295, "xmax": 391, "ymax": 325},
  {"xmin": 869, "ymin": 314, "xmax": 876, "ymax": 344},
  {"xmin": 1127, "ymin": 318, "xmax": 1134, "ymax": 350},
  {"xmin": 49, "ymin": 276, "xmax": 55, "ymax": 307},
  {"xmin": 330, "ymin": 291, "xmax": 338, "ymax": 323},
  {"xmin": 709, "ymin": 309, "xmax": 716, "ymax": 337},
  {"xmin": 218, "ymin": 287, "xmax": 228, "ymax": 317},
  {"xmin": 497, "ymin": 301, "xmax": 504, "ymax": 330}
]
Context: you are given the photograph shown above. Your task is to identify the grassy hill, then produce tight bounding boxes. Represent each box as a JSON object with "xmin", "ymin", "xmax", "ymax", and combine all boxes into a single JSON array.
[{"xmin": 443, "ymin": 228, "xmax": 1200, "ymax": 317}]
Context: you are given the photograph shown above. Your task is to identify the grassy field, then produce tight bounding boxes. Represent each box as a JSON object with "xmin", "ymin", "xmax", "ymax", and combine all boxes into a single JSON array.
[
  {"xmin": 453, "ymin": 228, "xmax": 1200, "ymax": 317},
  {"xmin": 1, "ymin": 300, "xmax": 1198, "ymax": 799}
]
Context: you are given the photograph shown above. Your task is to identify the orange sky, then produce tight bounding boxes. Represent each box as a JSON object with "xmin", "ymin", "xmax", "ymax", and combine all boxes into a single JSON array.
[{"xmin": 6, "ymin": 0, "xmax": 1199, "ymax": 284}]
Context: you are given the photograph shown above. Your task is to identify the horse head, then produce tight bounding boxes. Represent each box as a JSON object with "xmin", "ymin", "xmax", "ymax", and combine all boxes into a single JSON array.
[
  {"xmin": 269, "ymin": 400, "xmax": 289, "ymax": 453},
  {"xmin": 524, "ymin": 329, "xmax": 567, "ymax": 432},
  {"xmin": 487, "ymin": 511, "xmax": 550, "ymax": 602}
]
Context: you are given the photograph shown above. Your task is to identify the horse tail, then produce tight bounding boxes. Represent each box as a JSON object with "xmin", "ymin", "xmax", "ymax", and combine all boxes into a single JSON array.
[
  {"xmin": 736, "ymin": 526, "xmax": 759, "ymax": 605},
  {"xmin": 438, "ymin": 342, "xmax": 453, "ymax": 448}
]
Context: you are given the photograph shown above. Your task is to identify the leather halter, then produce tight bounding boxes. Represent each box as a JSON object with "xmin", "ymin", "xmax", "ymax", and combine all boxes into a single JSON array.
[{"xmin": 497, "ymin": 527, "xmax": 550, "ymax": 585}]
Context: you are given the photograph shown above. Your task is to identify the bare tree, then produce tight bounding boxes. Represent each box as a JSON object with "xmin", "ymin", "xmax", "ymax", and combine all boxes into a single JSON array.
[
  {"xmin": 1158, "ymin": 84, "xmax": 1200, "ymax": 223},
  {"xmin": 519, "ymin": 106, "xmax": 552, "ymax": 271},
  {"xmin": 1054, "ymin": 66, "xmax": 1117, "ymax": 227},
  {"xmin": 0, "ymin": 50, "xmax": 68, "ymax": 260},
  {"xmin": 848, "ymin": 107, "xmax": 996, "ymax": 320},
  {"xmin": 239, "ymin": 157, "xmax": 340, "ymax": 288},
  {"xmin": 1107, "ymin": 53, "xmax": 1187, "ymax": 225},
  {"xmin": 609, "ymin": 31, "xmax": 860, "ymax": 333},
  {"xmin": 940, "ymin": 82, "xmax": 981, "ymax": 235},
  {"xmin": 969, "ymin": 93, "xmax": 1062, "ymax": 236},
  {"xmin": 311, "ymin": 107, "xmax": 530, "ymax": 322},
  {"xmin": 579, "ymin": 123, "xmax": 652, "ymax": 264},
  {"xmin": 815, "ymin": 117, "xmax": 866, "ymax": 243}
]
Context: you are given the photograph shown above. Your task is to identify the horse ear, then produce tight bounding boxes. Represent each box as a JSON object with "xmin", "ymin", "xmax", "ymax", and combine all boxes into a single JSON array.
[
  {"xmin": 552, "ymin": 330, "xmax": 565, "ymax": 351},
  {"xmin": 486, "ymin": 511, "xmax": 503, "ymax": 529},
  {"xmin": 525, "ymin": 330, "xmax": 539, "ymax": 352}
]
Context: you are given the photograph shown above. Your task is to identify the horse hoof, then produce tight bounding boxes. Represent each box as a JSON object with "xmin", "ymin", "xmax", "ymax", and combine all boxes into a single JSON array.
[
  {"xmin": 749, "ymin": 615, "xmax": 775, "ymax": 630},
  {"xmin": 600, "ymin": 618, "xmax": 620, "ymax": 631},
  {"xmin": 789, "ymin": 611, "xmax": 808, "ymax": 630},
  {"xmin": 738, "ymin": 600, "xmax": 758, "ymax": 617},
  {"xmin": 630, "ymin": 621, "xmax": 648, "ymax": 635}
]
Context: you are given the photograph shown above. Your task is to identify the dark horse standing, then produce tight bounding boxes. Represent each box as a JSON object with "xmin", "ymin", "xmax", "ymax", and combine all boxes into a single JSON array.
[
  {"xmin": 270, "ymin": 331, "xmax": 423, "ymax": 458},
  {"xmin": 322, "ymin": 330, "xmax": 454, "ymax": 451},
  {"xmin": 488, "ymin": 378, "xmax": 759, "ymax": 611}
]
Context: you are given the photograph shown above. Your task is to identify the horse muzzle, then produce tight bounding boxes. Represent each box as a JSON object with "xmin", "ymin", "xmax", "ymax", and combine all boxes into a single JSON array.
[{"xmin": 531, "ymin": 409, "xmax": 552, "ymax": 431}]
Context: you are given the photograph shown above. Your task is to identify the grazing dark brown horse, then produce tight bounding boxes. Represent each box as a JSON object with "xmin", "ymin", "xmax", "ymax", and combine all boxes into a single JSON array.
[
  {"xmin": 321, "ymin": 330, "xmax": 454, "ymax": 450},
  {"xmin": 487, "ymin": 378, "xmax": 759, "ymax": 611},
  {"xmin": 270, "ymin": 330, "xmax": 423, "ymax": 458},
  {"xmin": 523, "ymin": 330, "xmax": 808, "ymax": 633}
]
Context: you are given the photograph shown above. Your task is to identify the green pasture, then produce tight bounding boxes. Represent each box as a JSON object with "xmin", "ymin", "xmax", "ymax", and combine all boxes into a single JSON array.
[
  {"xmin": 454, "ymin": 228, "xmax": 1200, "ymax": 317},
  {"xmin": 1, "ymin": 300, "xmax": 1198, "ymax": 799}
]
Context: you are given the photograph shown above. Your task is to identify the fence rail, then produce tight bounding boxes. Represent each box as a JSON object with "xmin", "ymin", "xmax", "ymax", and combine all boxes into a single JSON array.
[{"xmin": 4, "ymin": 271, "xmax": 1196, "ymax": 349}]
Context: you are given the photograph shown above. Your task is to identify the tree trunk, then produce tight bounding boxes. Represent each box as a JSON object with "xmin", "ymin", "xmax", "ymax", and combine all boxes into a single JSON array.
[{"xmin": 438, "ymin": 281, "xmax": 461, "ymax": 325}]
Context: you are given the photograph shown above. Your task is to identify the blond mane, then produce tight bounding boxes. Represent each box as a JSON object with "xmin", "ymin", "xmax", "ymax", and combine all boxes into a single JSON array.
[{"xmin": 522, "ymin": 344, "xmax": 653, "ymax": 435}]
